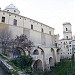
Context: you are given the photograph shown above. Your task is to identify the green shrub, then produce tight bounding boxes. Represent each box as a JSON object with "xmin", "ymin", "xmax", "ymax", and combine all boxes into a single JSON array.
[{"xmin": 10, "ymin": 55, "xmax": 33, "ymax": 70}]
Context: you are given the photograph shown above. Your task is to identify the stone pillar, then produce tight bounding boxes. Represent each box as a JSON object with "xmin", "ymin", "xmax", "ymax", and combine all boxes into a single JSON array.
[
  {"xmin": 53, "ymin": 48, "xmax": 60, "ymax": 63},
  {"xmin": 53, "ymin": 48, "xmax": 57, "ymax": 63}
]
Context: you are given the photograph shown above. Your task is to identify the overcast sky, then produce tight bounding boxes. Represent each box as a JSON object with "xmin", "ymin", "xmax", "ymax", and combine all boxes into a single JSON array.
[{"xmin": 0, "ymin": 0, "xmax": 74, "ymax": 39}]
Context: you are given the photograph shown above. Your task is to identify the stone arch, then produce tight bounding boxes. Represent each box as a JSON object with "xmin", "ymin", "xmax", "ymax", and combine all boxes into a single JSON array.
[
  {"xmin": 57, "ymin": 48, "xmax": 60, "ymax": 54},
  {"xmin": 41, "ymin": 50, "xmax": 44, "ymax": 55},
  {"xmin": 56, "ymin": 48, "xmax": 60, "ymax": 62},
  {"xmin": 38, "ymin": 46, "xmax": 44, "ymax": 55},
  {"xmin": 49, "ymin": 57, "xmax": 54, "ymax": 67},
  {"xmin": 37, "ymin": 46, "xmax": 45, "ymax": 70},
  {"xmin": 33, "ymin": 59, "xmax": 43, "ymax": 72},
  {"xmin": 32, "ymin": 47, "xmax": 45, "ymax": 71},
  {"xmin": 51, "ymin": 48, "xmax": 54, "ymax": 52},
  {"xmin": 51, "ymin": 48, "xmax": 55, "ymax": 65},
  {"xmin": 33, "ymin": 49, "xmax": 39, "ymax": 55},
  {"xmin": 13, "ymin": 47, "xmax": 25, "ymax": 57}
]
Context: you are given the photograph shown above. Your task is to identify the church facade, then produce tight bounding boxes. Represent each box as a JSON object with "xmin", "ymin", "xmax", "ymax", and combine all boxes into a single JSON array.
[{"xmin": 0, "ymin": 4, "xmax": 60, "ymax": 71}]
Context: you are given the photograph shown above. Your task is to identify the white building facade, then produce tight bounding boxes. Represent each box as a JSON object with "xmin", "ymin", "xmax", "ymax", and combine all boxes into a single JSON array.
[
  {"xmin": 0, "ymin": 4, "xmax": 60, "ymax": 71},
  {"xmin": 58, "ymin": 22, "xmax": 72, "ymax": 59}
]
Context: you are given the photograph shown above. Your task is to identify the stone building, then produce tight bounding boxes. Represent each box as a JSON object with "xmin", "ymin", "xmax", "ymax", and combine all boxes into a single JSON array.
[
  {"xmin": 0, "ymin": 4, "xmax": 60, "ymax": 71},
  {"xmin": 58, "ymin": 22, "xmax": 72, "ymax": 59}
]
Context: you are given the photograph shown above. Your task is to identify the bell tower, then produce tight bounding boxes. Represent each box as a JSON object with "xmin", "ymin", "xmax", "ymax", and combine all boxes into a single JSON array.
[{"xmin": 63, "ymin": 22, "xmax": 72, "ymax": 39}]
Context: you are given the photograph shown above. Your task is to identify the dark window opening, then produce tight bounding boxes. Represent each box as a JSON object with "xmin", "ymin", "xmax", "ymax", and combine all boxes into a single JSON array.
[
  {"xmin": 66, "ymin": 36, "xmax": 68, "ymax": 39},
  {"xmin": 7, "ymin": 10, "xmax": 9, "ymax": 12},
  {"xmin": 1, "ymin": 17, "xmax": 5, "ymax": 22},
  {"xmin": 55, "ymin": 43, "xmax": 57, "ymax": 47},
  {"xmin": 66, "ymin": 28, "xmax": 68, "ymax": 31},
  {"xmin": 14, "ymin": 10, "xmax": 16, "ymax": 12},
  {"xmin": 70, "ymin": 45, "xmax": 71, "ymax": 47},
  {"xmin": 13, "ymin": 19, "xmax": 17, "ymax": 26},
  {"xmin": 49, "ymin": 31, "xmax": 51, "ymax": 35},
  {"xmin": 31, "ymin": 24, "xmax": 33, "ymax": 29},
  {"xmin": 33, "ymin": 50, "xmax": 39, "ymax": 55},
  {"xmin": 42, "ymin": 28, "xmax": 43, "ymax": 32},
  {"xmin": 69, "ymin": 41, "xmax": 71, "ymax": 44},
  {"xmin": 64, "ymin": 42, "xmax": 65, "ymax": 44}
]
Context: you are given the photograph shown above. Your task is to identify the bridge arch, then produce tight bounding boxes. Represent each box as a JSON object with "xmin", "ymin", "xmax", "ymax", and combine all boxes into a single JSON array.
[
  {"xmin": 49, "ymin": 57, "xmax": 54, "ymax": 67},
  {"xmin": 33, "ymin": 59, "xmax": 43, "ymax": 72}
]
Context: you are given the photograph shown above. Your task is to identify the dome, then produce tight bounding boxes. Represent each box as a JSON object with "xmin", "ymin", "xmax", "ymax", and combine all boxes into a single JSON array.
[
  {"xmin": 5, "ymin": 4, "xmax": 18, "ymax": 10},
  {"xmin": 4, "ymin": 4, "xmax": 20, "ymax": 14}
]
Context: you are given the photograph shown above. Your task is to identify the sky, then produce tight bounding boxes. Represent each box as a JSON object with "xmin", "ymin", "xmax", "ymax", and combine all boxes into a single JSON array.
[{"xmin": 0, "ymin": 0, "xmax": 74, "ymax": 39}]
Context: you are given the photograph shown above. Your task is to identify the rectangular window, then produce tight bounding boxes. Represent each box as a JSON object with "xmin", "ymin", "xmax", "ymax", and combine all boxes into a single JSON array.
[
  {"xmin": 13, "ymin": 19, "xmax": 17, "ymax": 26},
  {"xmin": 69, "ymin": 41, "xmax": 71, "ymax": 44},
  {"xmin": 31, "ymin": 24, "xmax": 33, "ymax": 29},
  {"xmin": 55, "ymin": 43, "xmax": 57, "ymax": 47},
  {"xmin": 42, "ymin": 28, "xmax": 43, "ymax": 32},
  {"xmin": 66, "ymin": 36, "xmax": 68, "ymax": 39},
  {"xmin": 49, "ymin": 31, "xmax": 51, "ymax": 35},
  {"xmin": 1, "ymin": 17, "xmax": 5, "ymax": 22}
]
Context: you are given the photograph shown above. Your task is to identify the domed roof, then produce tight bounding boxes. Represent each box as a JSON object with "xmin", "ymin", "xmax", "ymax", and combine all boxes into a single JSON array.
[{"xmin": 5, "ymin": 4, "xmax": 18, "ymax": 10}]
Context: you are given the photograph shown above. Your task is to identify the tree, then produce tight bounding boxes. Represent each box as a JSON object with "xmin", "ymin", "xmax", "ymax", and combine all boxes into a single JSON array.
[
  {"xmin": 0, "ymin": 29, "xmax": 12, "ymax": 54},
  {"xmin": 12, "ymin": 34, "xmax": 33, "ymax": 55}
]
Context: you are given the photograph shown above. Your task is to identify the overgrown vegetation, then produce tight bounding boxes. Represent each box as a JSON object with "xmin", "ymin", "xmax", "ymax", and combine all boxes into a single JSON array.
[
  {"xmin": 39, "ymin": 59, "xmax": 75, "ymax": 75},
  {"xmin": 29, "ymin": 59, "xmax": 75, "ymax": 75},
  {"xmin": 8, "ymin": 55, "xmax": 33, "ymax": 74}
]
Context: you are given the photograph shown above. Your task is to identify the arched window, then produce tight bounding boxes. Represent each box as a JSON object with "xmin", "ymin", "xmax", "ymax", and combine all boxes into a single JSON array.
[
  {"xmin": 33, "ymin": 49, "xmax": 39, "ymax": 55},
  {"xmin": 66, "ymin": 36, "xmax": 68, "ymax": 39},
  {"xmin": 42, "ymin": 28, "xmax": 43, "ymax": 32}
]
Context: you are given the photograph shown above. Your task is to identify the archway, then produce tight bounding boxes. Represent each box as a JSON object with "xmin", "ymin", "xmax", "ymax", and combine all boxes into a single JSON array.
[
  {"xmin": 33, "ymin": 59, "xmax": 43, "ymax": 72},
  {"xmin": 49, "ymin": 57, "xmax": 54, "ymax": 67},
  {"xmin": 13, "ymin": 47, "xmax": 25, "ymax": 57},
  {"xmin": 57, "ymin": 48, "xmax": 60, "ymax": 54},
  {"xmin": 33, "ymin": 49, "xmax": 39, "ymax": 55},
  {"xmin": 56, "ymin": 48, "xmax": 60, "ymax": 62},
  {"xmin": 51, "ymin": 48, "xmax": 55, "ymax": 65},
  {"xmin": 38, "ymin": 46, "xmax": 45, "ymax": 70}
]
